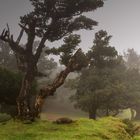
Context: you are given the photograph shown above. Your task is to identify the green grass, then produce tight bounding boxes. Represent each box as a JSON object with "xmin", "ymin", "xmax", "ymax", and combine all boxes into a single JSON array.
[
  {"xmin": 132, "ymin": 120, "xmax": 140, "ymax": 140},
  {"xmin": 0, "ymin": 117, "xmax": 134, "ymax": 140},
  {"xmin": 133, "ymin": 136, "xmax": 140, "ymax": 140}
]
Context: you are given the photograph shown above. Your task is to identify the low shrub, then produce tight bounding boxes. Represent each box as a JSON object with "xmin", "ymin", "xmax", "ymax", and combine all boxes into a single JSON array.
[
  {"xmin": 54, "ymin": 117, "xmax": 74, "ymax": 124},
  {"xmin": 122, "ymin": 119, "xmax": 136, "ymax": 136},
  {"xmin": 0, "ymin": 113, "xmax": 12, "ymax": 123}
]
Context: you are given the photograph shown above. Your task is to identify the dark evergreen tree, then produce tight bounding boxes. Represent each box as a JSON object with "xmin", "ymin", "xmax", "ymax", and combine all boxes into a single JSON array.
[
  {"xmin": 0, "ymin": 67, "xmax": 37, "ymax": 117},
  {"xmin": 71, "ymin": 30, "xmax": 140, "ymax": 119},
  {"xmin": 124, "ymin": 48, "xmax": 140, "ymax": 120},
  {"xmin": 124, "ymin": 48, "xmax": 140, "ymax": 70},
  {"xmin": 87, "ymin": 30, "xmax": 118, "ymax": 68}
]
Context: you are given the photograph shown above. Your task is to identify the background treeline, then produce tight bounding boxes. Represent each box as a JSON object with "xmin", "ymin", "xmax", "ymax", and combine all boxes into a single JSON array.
[{"xmin": 1, "ymin": 30, "xmax": 140, "ymax": 120}]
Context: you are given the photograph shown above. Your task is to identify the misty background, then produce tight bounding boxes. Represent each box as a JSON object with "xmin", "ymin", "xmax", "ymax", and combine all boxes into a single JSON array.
[
  {"xmin": 1, "ymin": 0, "xmax": 140, "ymax": 53},
  {"xmin": 0, "ymin": 0, "xmax": 140, "ymax": 120}
]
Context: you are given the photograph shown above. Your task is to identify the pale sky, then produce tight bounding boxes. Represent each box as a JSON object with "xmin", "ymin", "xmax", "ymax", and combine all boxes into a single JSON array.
[{"xmin": 0, "ymin": 0, "xmax": 140, "ymax": 54}]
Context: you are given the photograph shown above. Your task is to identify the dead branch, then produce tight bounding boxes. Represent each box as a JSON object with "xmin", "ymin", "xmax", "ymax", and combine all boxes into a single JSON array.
[
  {"xmin": 16, "ymin": 25, "xmax": 26, "ymax": 44},
  {"xmin": 0, "ymin": 26, "xmax": 25, "ymax": 54}
]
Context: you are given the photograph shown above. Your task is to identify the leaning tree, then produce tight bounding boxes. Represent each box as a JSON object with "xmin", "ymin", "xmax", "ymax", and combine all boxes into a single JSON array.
[{"xmin": 0, "ymin": 0, "xmax": 104, "ymax": 120}]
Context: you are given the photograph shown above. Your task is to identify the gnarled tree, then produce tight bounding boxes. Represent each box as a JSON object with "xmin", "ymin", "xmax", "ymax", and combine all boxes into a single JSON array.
[{"xmin": 0, "ymin": 0, "xmax": 104, "ymax": 120}]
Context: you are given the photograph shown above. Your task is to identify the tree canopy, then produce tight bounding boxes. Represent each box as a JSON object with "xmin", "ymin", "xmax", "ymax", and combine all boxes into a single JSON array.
[
  {"xmin": 71, "ymin": 30, "xmax": 140, "ymax": 119},
  {"xmin": 0, "ymin": 0, "xmax": 104, "ymax": 120}
]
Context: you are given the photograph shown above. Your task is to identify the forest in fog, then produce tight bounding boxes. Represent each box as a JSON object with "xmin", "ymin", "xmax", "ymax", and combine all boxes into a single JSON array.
[{"xmin": 1, "ymin": 0, "xmax": 140, "ymax": 140}]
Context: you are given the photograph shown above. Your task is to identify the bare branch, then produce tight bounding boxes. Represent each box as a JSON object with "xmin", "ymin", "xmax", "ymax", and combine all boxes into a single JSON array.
[
  {"xmin": 0, "ymin": 29, "xmax": 8, "ymax": 42},
  {"xmin": 19, "ymin": 23, "xmax": 29, "ymax": 34},
  {"xmin": 9, "ymin": 42, "xmax": 25, "ymax": 55},
  {"xmin": 0, "ymin": 24, "xmax": 11, "ymax": 42},
  {"xmin": 1, "ymin": 28, "xmax": 6, "ymax": 36},
  {"xmin": 16, "ymin": 25, "xmax": 25, "ymax": 44},
  {"xmin": 34, "ymin": 36, "xmax": 47, "ymax": 63},
  {"xmin": 6, "ymin": 23, "xmax": 10, "ymax": 38},
  {"xmin": 0, "ymin": 26, "xmax": 25, "ymax": 54}
]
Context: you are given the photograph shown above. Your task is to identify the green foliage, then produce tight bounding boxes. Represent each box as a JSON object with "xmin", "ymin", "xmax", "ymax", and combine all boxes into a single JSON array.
[
  {"xmin": 71, "ymin": 30, "xmax": 140, "ymax": 119},
  {"xmin": 0, "ymin": 67, "xmax": 22, "ymax": 105},
  {"xmin": 46, "ymin": 34, "xmax": 88, "ymax": 68},
  {"xmin": 87, "ymin": 30, "xmax": 118, "ymax": 68},
  {"xmin": 0, "ymin": 117, "xmax": 132, "ymax": 140},
  {"xmin": 124, "ymin": 48, "xmax": 140, "ymax": 70},
  {"xmin": 64, "ymin": 76, "xmax": 80, "ymax": 89},
  {"xmin": 133, "ymin": 136, "xmax": 140, "ymax": 140},
  {"xmin": 1, "ymin": 0, "xmax": 105, "ymax": 119},
  {"xmin": 71, "ymin": 30, "xmax": 121, "ymax": 118},
  {"xmin": 73, "ymin": 61, "xmax": 140, "ymax": 119},
  {"xmin": 122, "ymin": 119, "xmax": 140, "ymax": 139},
  {"xmin": 0, "ymin": 113, "xmax": 11, "ymax": 123},
  {"xmin": 20, "ymin": 0, "xmax": 104, "ymax": 41},
  {"xmin": 71, "ymin": 65, "xmax": 128, "ymax": 117},
  {"xmin": 122, "ymin": 119, "xmax": 136, "ymax": 137},
  {"xmin": 0, "ymin": 67, "xmax": 37, "ymax": 105},
  {"xmin": 123, "ymin": 49, "xmax": 140, "ymax": 120},
  {"xmin": 46, "ymin": 34, "xmax": 82, "ymax": 66},
  {"xmin": 0, "ymin": 104, "xmax": 17, "ymax": 118},
  {"xmin": 59, "ymin": 34, "xmax": 81, "ymax": 66}
]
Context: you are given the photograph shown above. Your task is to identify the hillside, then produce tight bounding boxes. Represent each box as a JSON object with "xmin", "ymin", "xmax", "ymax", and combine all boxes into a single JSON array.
[{"xmin": 0, "ymin": 117, "xmax": 136, "ymax": 140}]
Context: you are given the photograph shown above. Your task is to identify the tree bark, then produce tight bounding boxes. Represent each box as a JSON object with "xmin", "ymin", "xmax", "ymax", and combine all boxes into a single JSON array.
[
  {"xmin": 15, "ymin": 49, "xmax": 87, "ymax": 120},
  {"xmin": 89, "ymin": 109, "xmax": 97, "ymax": 120},
  {"xmin": 106, "ymin": 106, "xmax": 109, "ymax": 116},
  {"xmin": 34, "ymin": 67, "xmax": 71, "ymax": 117},
  {"xmin": 34, "ymin": 49, "xmax": 88, "ymax": 117},
  {"xmin": 0, "ymin": 27, "xmax": 88, "ymax": 120},
  {"xmin": 16, "ymin": 62, "xmax": 36, "ymax": 120},
  {"xmin": 16, "ymin": 76, "xmax": 32, "ymax": 120}
]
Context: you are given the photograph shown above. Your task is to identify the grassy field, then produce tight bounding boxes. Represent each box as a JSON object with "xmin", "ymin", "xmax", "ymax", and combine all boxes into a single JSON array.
[
  {"xmin": 134, "ymin": 136, "xmax": 140, "ymax": 140},
  {"xmin": 0, "ymin": 117, "xmax": 135, "ymax": 140},
  {"xmin": 133, "ymin": 121, "xmax": 140, "ymax": 140}
]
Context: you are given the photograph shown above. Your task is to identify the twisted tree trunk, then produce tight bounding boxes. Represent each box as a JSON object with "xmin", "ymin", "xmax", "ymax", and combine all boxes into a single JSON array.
[
  {"xmin": 0, "ymin": 22, "xmax": 89, "ymax": 121},
  {"xmin": 34, "ymin": 49, "xmax": 87, "ymax": 117},
  {"xmin": 34, "ymin": 67, "xmax": 71, "ymax": 117},
  {"xmin": 16, "ymin": 59, "xmax": 36, "ymax": 120},
  {"xmin": 14, "ymin": 48, "xmax": 87, "ymax": 120},
  {"xmin": 16, "ymin": 75, "xmax": 33, "ymax": 120}
]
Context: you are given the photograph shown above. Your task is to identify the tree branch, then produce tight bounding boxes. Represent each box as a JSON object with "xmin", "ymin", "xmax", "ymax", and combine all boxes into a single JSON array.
[
  {"xmin": 19, "ymin": 24, "xmax": 29, "ymax": 34},
  {"xmin": 9, "ymin": 41, "xmax": 26, "ymax": 55},
  {"xmin": 34, "ymin": 35, "xmax": 47, "ymax": 63},
  {"xmin": 16, "ymin": 25, "xmax": 25, "ymax": 44},
  {"xmin": 34, "ymin": 48, "xmax": 87, "ymax": 114},
  {"xmin": 0, "ymin": 26, "xmax": 25, "ymax": 55},
  {"xmin": 34, "ymin": 17, "xmax": 59, "ymax": 63}
]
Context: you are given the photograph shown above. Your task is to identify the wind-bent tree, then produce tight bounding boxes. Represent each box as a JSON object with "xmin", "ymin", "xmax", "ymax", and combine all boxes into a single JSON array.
[
  {"xmin": 0, "ymin": 0, "xmax": 104, "ymax": 120},
  {"xmin": 0, "ymin": 40, "xmax": 57, "ymax": 117}
]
